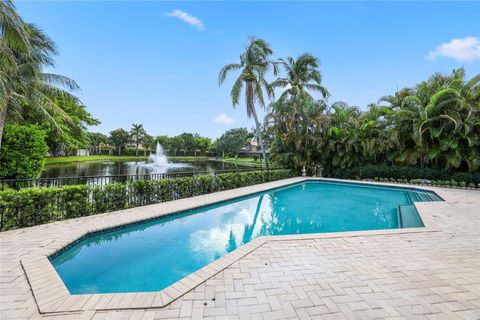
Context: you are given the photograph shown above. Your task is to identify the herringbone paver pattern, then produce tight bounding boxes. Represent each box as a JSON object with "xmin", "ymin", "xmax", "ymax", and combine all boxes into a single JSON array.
[{"xmin": 1, "ymin": 179, "xmax": 479, "ymax": 319}]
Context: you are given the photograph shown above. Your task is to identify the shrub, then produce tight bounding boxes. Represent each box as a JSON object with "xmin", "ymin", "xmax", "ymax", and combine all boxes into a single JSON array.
[
  {"xmin": 333, "ymin": 165, "xmax": 480, "ymax": 186},
  {"xmin": 0, "ymin": 125, "xmax": 48, "ymax": 179},
  {"xmin": 0, "ymin": 170, "xmax": 295, "ymax": 231}
]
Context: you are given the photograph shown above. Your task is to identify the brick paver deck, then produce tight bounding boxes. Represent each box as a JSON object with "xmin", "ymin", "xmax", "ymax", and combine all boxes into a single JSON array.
[{"xmin": 0, "ymin": 178, "xmax": 479, "ymax": 319}]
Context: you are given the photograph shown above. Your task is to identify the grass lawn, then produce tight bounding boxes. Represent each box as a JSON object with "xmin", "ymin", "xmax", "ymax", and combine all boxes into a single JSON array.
[
  {"xmin": 222, "ymin": 157, "xmax": 266, "ymax": 167},
  {"xmin": 168, "ymin": 156, "xmax": 209, "ymax": 160},
  {"xmin": 45, "ymin": 155, "xmax": 148, "ymax": 164}
]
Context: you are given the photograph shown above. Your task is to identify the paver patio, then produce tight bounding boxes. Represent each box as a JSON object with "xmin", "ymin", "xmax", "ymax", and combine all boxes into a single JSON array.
[{"xmin": 0, "ymin": 178, "xmax": 479, "ymax": 319}]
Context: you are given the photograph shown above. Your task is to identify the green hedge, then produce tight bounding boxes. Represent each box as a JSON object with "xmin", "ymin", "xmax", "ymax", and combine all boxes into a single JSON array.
[
  {"xmin": 333, "ymin": 165, "xmax": 480, "ymax": 185},
  {"xmin": 0, "ymin": 170, "xmax": 295, "ymax": 231},
  {"xmin": 0, "ymin": 124, "xmax": 48, "ymax": 179}
]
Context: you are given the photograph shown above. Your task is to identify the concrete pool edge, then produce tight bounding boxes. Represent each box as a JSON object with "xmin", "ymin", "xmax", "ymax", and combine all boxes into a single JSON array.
[{"xmin": 20, "ymin": 177, "xmax": 447, "ymax": 314}]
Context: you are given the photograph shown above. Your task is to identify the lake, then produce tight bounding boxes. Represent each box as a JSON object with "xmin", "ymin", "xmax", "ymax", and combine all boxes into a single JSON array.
[{"xmin": 41, "ymin": 159, "xmax": 261, "ymax": 178}]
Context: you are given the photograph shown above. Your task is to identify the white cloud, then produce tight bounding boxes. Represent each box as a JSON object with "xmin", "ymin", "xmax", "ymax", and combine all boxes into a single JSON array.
[
  {"xmin": 165, "ymin": 9, "xmax": 205, "ymax": 31},
  {"xmin": 427, "ymin": 36, "xmax": 480, "ymax": 62},
  {"xmin": 213, "ymin": 113, "xmax": 235, "ymax": 125}
]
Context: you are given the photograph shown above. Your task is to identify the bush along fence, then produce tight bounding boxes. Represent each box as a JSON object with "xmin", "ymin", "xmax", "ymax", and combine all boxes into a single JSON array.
[
  {"xmin": 0, "ymin": 168, "xmax": 270, "ymax": 190},
  {"xmin": 332, "ymin": 165, "xmax": 480, "ymax": 189},
  {"xmin": 0, "ymin": 170, "xmax": 295, "ymax": 231}
]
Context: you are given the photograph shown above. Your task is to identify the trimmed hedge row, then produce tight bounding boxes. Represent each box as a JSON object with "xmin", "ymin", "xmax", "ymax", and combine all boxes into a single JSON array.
[
  {"xmin": 373, "ymin": 177, "xmax": 479, "ymax": 189},
  {"xmin": 0, "ymin": 170, "xmax": 295, "ymax": 231},
  {"xmin": 333, "ymin": 165, "xmax": 480, "ymax": 185}
]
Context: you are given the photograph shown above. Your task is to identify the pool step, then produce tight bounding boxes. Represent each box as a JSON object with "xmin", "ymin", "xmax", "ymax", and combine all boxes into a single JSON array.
[
  {"xmin": 407, "ymin": 191, "xmax": 421, "ymax": 203},
  {"xmin": 407, "ymin": 191, "xmax": 442, "ymax": 203},
  {"xmin": 416, "ymin": 192, "xmax": 432, "ymax": 202},
  {"xmin": 425, "ymin": 192, "xmax": 443, "ymax": 201},
  {"xmin": 397, "ymin": 205, "xmax": 424, "ymax": 228}
]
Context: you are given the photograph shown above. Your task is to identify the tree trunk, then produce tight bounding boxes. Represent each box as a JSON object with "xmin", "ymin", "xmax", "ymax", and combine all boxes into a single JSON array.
[
  {"xmin": 135, "ymin": 145, "xmax": 139, "ymax": 156},
  {"xmin": 118, "ymin": 146, "xmax": 121, "ymax": 156},
  {"xmin": 250, "ymin": 107, "xmax": 269, "ymax": 170}
]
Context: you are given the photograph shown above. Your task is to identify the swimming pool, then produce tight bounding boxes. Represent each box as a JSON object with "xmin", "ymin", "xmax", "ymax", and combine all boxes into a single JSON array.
[{"xmin": 50, "ymin": 180, "xmax": 441, "ymax": 294}]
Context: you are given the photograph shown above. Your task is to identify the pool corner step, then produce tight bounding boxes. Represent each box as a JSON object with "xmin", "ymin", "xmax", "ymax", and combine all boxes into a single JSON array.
[{"xmin": 397, "ymin": 205, "xmax": 425, "ymax": 228}]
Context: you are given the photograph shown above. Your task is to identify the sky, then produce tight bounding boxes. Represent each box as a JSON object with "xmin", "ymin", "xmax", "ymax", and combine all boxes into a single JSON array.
[{"xmin": 17, "ymin": 1, "xmax": 480, "ymax": 139}]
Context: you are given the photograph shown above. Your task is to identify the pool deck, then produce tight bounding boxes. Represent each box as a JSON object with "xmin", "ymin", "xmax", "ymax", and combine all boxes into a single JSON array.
[{"xmin": 0, "ymin": 177, "xmax": 479, "ymax": 319}]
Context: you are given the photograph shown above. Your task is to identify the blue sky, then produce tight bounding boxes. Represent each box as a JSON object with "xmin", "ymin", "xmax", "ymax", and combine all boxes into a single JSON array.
[{"xmin": 17, "ymin": 1, "xmax": 480, "ymax": 139}]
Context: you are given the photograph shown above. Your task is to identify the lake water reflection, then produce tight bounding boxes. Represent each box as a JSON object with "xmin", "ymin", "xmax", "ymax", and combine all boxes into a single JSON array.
[{"xmin": 41, "ymin": 159, "xmax": 261, "ymax": 178}]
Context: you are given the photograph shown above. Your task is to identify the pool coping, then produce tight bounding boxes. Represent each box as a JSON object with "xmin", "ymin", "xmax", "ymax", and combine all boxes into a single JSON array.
[{"xmin": 20, "ymin": 177, "xmax": 448, "ymax": 314}]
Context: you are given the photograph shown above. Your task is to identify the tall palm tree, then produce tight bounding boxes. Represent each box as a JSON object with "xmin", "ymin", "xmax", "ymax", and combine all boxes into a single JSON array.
[
  {"xmin": 218, "ymin": 36, "xmax": 277, "ymax": 169},
  {"xmin": 271, "ymin": 53, "xmax": 330, "ymax": 102},
  {"xmin": 130, "ymin": 123, "xmax": 146, "ymax": 156},
  {"xmin": 0, "ymin": 2, "xmax": 80, "ymax": 149}
]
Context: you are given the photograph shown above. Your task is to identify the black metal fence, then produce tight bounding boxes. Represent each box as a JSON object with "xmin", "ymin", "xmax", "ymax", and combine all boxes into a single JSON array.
[
  {"xmin": 0, "ymin": 168, "xmax": 276, "ymax": 190},
  {"xmin": 0, "ymin": 169, "xmax": 295, "ymax": 231}
]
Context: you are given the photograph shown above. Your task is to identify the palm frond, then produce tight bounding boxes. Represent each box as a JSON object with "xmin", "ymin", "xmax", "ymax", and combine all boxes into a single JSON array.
[
  {"xmin": 218, "ymin": 63, "xmax": 242, "ymax": 85},
  {"xmin": 230, "ymin": 75, "xmax": 243, "ymax": 107}
]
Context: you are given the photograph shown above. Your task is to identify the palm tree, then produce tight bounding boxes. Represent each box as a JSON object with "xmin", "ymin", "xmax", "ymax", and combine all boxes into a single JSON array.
[
  {"xmin": 1, "ymin": 0, "xmax": 29, "ymax": 146},
  {"xmin": 326, "ymin": 102, "xmax": 361, "ymax": 170},
  {"xmin": 218, "ymin": 36, "xmax": 277, "ymax": 169},
  {"xmin": 382, "ymin": 69, "xmax": 480, "ymax": 171},
  {"xmin": 270, "ymin": 53, "xmax": 330, "ymax": 102},
  {"xmin": 0, "ymin": 2, "xmax": 80, "ymax": 149},
  {"xmin": 130, "ymin": 123, "xmax": 146, "ymax": 156},
  {"xmin": 268, "ymin": 96, "xmax": 329, "ymax": 172},
  {"xmin": 357, "ymin": 103, "xmax": 393, "ymax": 163},
  {"xmin": 0, "ymin": 0, "xmax": 29, "ymax": 61}
]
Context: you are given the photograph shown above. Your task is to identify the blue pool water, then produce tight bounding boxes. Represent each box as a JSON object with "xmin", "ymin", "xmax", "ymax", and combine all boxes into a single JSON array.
[{"xmin": 50, "ymin": 181, "xmax": 441, "ymax": 294}]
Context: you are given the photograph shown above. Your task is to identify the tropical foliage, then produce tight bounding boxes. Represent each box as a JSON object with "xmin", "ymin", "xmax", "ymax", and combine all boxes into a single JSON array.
[
  {"xmin": 269, "ymin": 67, "xmax": 480, "ymax": 174},
  {"xmin": 0, "ymin": 0, "xmax": 93, "ymax": 151}
]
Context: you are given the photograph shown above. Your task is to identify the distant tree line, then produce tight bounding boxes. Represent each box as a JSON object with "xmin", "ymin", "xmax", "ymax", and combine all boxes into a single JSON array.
[{"xmin": 87, "ymin": 125, "xmax": 256, "ymax": 158}]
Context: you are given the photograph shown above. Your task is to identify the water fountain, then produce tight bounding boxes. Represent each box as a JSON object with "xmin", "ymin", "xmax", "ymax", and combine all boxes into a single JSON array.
[{"xmin": 148, "ymin": 142, "xmax": 169, "ymax": 166}]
